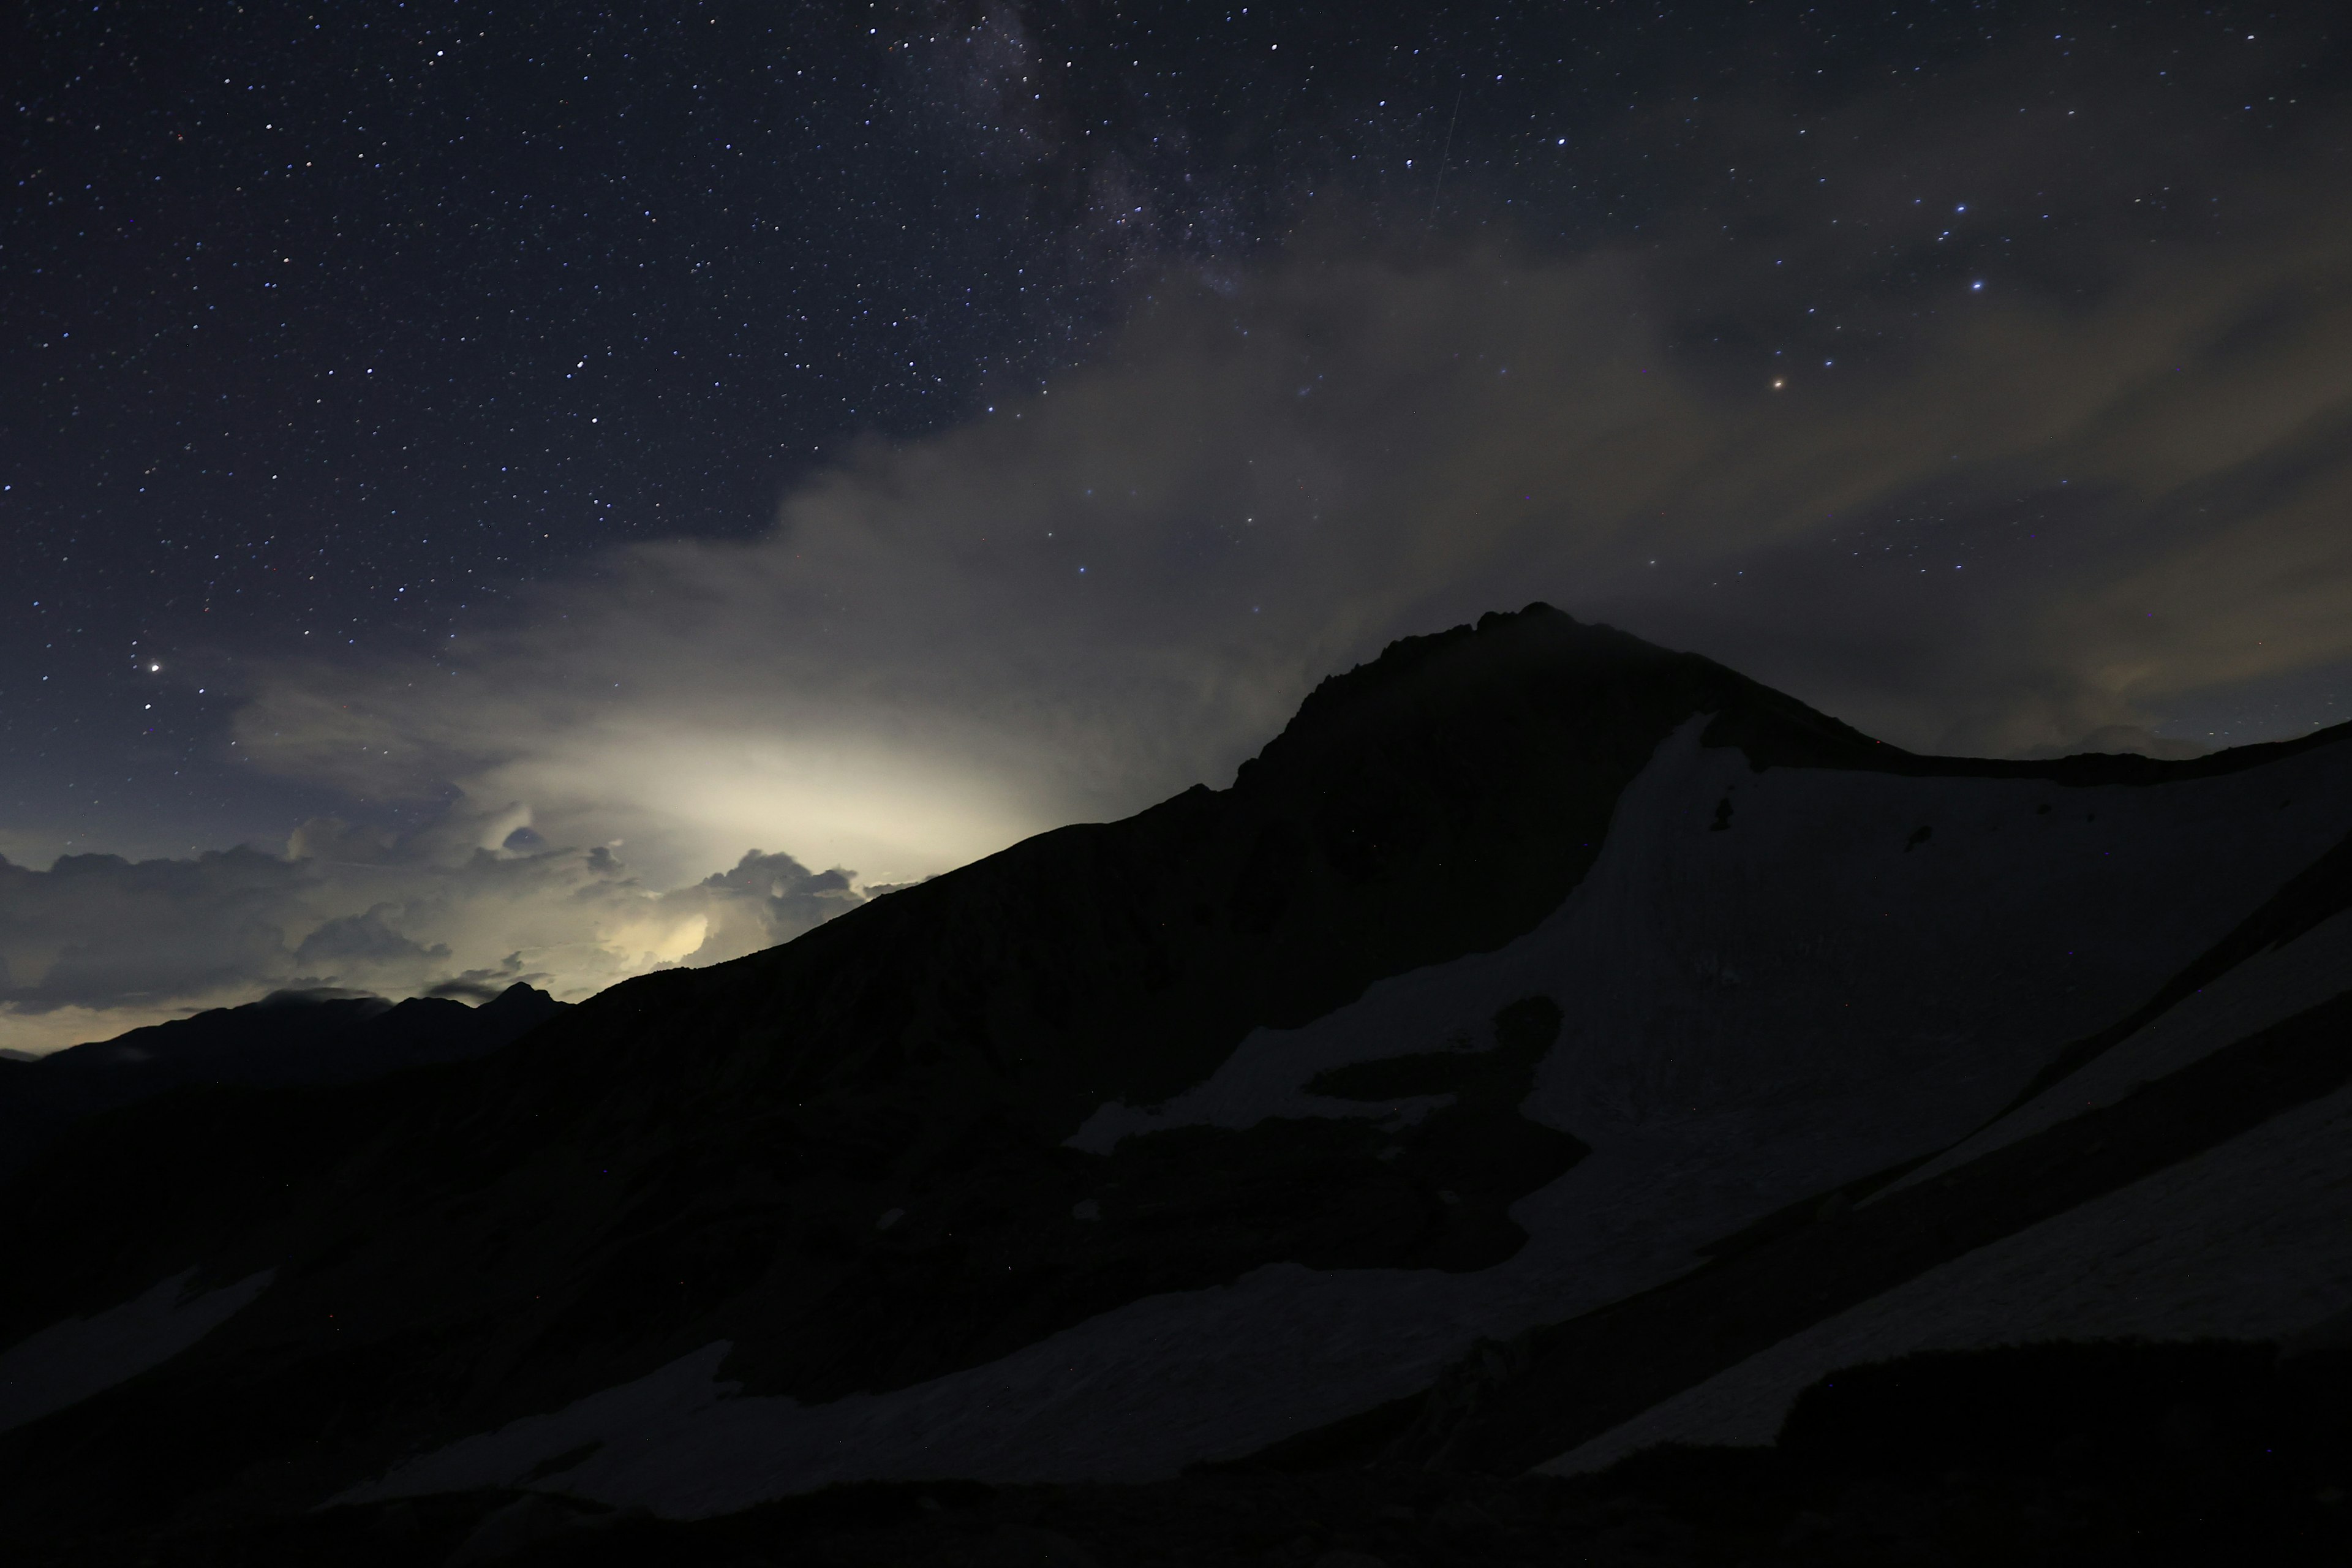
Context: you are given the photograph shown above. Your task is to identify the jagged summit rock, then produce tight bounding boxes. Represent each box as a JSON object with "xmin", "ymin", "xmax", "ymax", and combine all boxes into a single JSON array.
[{"xmin": 2, "ymin": 606, "xmax": 2350, "ymax": 1556}]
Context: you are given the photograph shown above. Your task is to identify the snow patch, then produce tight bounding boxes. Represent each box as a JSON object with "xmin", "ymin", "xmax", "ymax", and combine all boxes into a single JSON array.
[
  {"xmin": 1078, "ymin": 720, "xmax": 2352, "ymax": 1164},
  {"xmin": 1068, "ymin": 1090, "xmax": 1454, "ymax": 1152},
  {"xmin": 1539, "ymin": 1074, "xmax": 2352, "ymax": 1477},
  {"xmin": 1880, "ymin": 907, "xmax": 2352, "ymax": 1197},
  {"xmin": 0, "ymin": 1267, "xmax": 275, "ymax": 1435},
  {"xmin": 335, "ymin": 1263, "xmax": 1526, "ymax": 1516},
  {"xmin": 339, "ymin": 1342, "xmax": 740, "ymax": 1506}
]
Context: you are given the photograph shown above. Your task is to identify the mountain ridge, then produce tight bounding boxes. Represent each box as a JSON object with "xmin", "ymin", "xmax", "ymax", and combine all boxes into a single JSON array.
[
  {"xmin": 0, "ymin": 981, "xmax": 569, "ymax": 1182},
  {"xmin": 2, "ymin": 603, "xmax": 2349, "ymax": 1554}
]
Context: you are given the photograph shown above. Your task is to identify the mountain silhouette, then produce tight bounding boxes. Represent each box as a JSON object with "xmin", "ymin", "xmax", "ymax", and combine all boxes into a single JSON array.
[{"xmin": 4, "ymin": 605, "xmax": 2350, "ymax": 1562}]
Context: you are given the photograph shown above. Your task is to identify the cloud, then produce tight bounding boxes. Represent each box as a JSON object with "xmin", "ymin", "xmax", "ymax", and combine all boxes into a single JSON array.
[
  {"xmin": 0, "ymin": 848, "xmax": 309, "ymax": 1017},
  {"xmin": 232, "ymin": 147, "xmax": 2352, "ymax": 895},
  {"xmin": 294, "ymin": 906, "xmax": 453, "ymax": 969},
  {"xmin": 0, "ymin": 816, "xmax": 872, "ymax": 1053}
]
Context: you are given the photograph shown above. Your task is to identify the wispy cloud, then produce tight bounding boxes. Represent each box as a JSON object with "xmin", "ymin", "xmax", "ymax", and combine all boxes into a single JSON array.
[{"xmin": 235, "ymin": 186, "xmax": 2352, "ymax": 886}]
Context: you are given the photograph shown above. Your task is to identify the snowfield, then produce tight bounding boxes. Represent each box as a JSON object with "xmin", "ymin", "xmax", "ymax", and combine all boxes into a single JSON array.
[
  {"xmin": 0, "ymin": 1268, "xmax": 274, "ymax": 1437},
  {"xmin": 1539, "ymin": 1072, "xmax": 2352, "ymax": 1476},
  {"xmin": 333, "ymin": 717, "xmax": 2352, "ymax": 1513}
]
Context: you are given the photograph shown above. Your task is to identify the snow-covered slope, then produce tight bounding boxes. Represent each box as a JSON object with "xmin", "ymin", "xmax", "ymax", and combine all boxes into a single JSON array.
[
  {"xmin": 1881, "ymin": 902, "xmax": 2352, "ymax": 1195},
  {"xmin": 332, "ymin": 715, "xmax": 2352, "ymax": 1514},
  {"xmin": 1539, "ymin": 1070, "xmax": 2352, "ymax": 1475},
  {"xmin": 0, "ymin": 1268, "xmax": 274, "ymax": 1437}
]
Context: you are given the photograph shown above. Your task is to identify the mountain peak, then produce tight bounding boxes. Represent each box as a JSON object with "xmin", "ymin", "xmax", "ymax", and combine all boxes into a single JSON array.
[{"xmin": 1242, "ymin": 604, "xmax": 1664, "ymax": 782}]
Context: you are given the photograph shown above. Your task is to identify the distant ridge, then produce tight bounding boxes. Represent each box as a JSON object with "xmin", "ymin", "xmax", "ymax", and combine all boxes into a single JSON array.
[{"xmin": 0, "ymin": 982, "xmax": 568, "ymax": 1181}]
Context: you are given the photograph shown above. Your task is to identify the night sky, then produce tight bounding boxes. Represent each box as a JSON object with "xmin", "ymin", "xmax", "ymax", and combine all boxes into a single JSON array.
[{"xmin": 4, "ymin": 1, "xmax": 2348, "ymax": 1048}]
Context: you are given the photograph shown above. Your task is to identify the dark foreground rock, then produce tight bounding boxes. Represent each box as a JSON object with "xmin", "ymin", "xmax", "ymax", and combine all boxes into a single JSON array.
[{"xmin": 29, "ymin": 1340, "xmax": 2352, "ymax": 1567}]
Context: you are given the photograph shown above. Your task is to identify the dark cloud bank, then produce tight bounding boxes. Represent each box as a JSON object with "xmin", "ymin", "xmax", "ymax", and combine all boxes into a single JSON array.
[
  {"xmin": 0, "ymin": 832, "xmax": 864, "ymax": 1054},
  {"xmin": 9, "ymin": 34, "xmax": 2351, "ymax": 1047}
]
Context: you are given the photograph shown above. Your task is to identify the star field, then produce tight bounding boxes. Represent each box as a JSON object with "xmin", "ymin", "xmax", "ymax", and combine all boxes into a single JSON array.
[{"xmin": 1, "ymin": 0, "xmax": 2343, "ymax": 866}]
